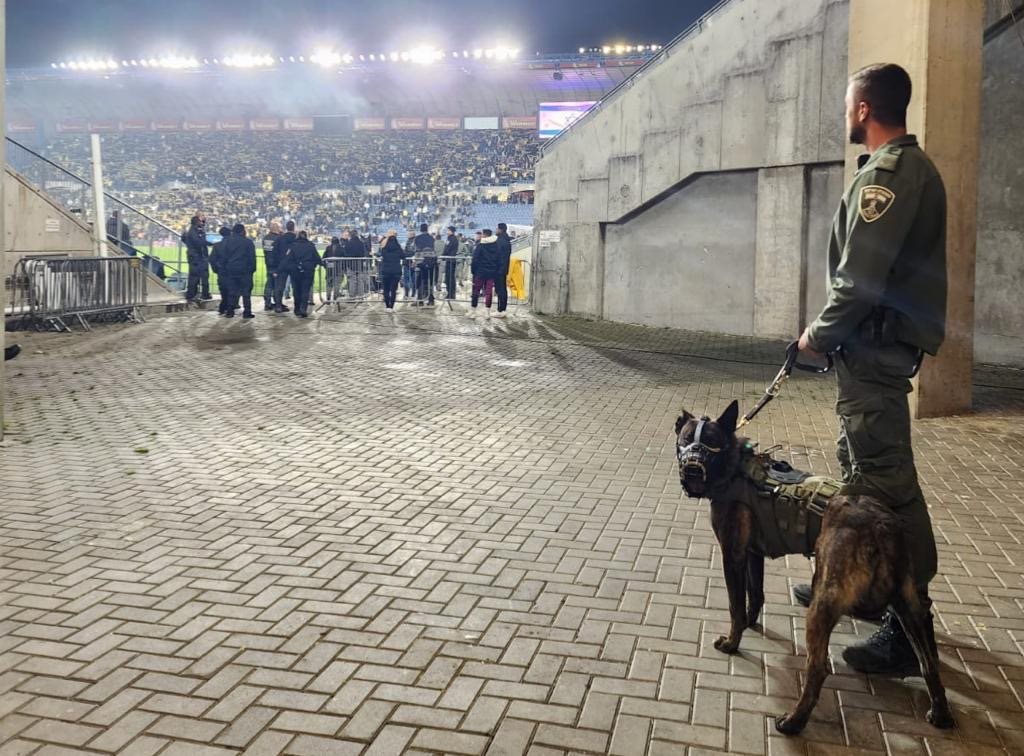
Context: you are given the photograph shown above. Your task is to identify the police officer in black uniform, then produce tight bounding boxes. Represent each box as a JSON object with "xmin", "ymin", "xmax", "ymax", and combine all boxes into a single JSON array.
[
  {"xmin": 283, "ymin": 231, "xmax": 323, "ymax": 318},
  {"xmin": 182, "ymin": 215, "xmax": 211, "ymax": 303},
  {"xmin": 221, "ymin": 223, "xmax": 257, "ymax": 319}
]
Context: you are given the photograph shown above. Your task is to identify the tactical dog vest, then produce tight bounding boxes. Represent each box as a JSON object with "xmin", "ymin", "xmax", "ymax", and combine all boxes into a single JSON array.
[{"xmin": 727, "ymin": 445, "xmax": 843, "ymax": 559}]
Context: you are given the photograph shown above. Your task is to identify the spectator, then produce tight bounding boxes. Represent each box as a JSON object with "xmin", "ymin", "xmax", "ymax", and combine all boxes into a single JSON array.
[
  {"xmin": 284, "ymin": 230, "xmax": 322, "ymax": 319},
  {"xmin": 182, "ymin": 214, "xmax": 211, "ymax": 302},
  {"xmin": 494, "ymin": 222, "xmax": 513, "ymax": 318},
  {"xmin": 208, "ymin": 225, "xmax": 233, "ymax": 316},
  {"xmin": 413, "ymin": 223, "xmax": 436, "ymax": 307},
  {"xmin": 262, "ymin": 220, "xmax": 283, "ymax": 311},
  {"xmin": 271, "ymin": 220, "xmax": 297, "ymax": 313},
  {"xmin": 402, "ymin": 229, "xmax": 417, "ymax": 300},
  {"xmin": 443, "ymin": 226, "xmax": 459, "ymax": 300},
  {"xmin": 468, "ymin": 228, "xmax": 501, "ymax": 319},
  {"xmin": 222, "ymin": 223, "xmax": 257, "ymax": 319},
  {"xmin": 378, "ymin": 230, "xmax": 406, "ymax": 313}
]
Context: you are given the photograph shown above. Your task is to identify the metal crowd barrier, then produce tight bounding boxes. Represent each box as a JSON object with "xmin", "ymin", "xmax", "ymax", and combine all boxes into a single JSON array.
[
  {"xmin": 6, "ymin": 256, "xmax": 148, "ymax": 332},
  {"xmin": 317, "ymin": 255, "xmax": 531, "ymax": 314}
]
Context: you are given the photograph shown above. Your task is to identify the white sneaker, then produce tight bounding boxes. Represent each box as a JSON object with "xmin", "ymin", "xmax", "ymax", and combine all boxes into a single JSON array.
[
  {"xmin": 465, "ymin": 308, "xmax": 476, "ymax": 318},
  {"xmin": 493, "ymin": 311, "xmax": 506, "ymax": 319},
  {"xmin": 484, "ymin": 308, "xmax": 491, "ymax": 319},
  {"xmin": 386, "ymin": 307, "xmax": 394, "ymax": 312}
]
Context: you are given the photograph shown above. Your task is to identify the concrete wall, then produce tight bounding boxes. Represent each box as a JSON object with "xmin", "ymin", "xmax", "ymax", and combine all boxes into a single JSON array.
[
  {"xmin": 534, "ymin": 0, "xmax": 1024, "ymax": 367},
  {"xmin": 604, "ymin": 172, "xmax": 758, "ymax": 333},
  {"xmin": 975, "ymin": 10, "xmax": 1024, "ymax": 366},
  {"xmin": 533, "ymin": 0, "xmax": 850, "ymax": 340}
]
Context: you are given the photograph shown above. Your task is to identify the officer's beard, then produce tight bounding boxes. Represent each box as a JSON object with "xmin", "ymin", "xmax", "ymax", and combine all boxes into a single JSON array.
[{"xmin": 848, "ymin": 123, "xmax": 866, "ymax": 145}]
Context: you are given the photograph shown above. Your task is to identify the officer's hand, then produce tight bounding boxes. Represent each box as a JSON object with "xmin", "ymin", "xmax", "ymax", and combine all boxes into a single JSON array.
[{"xmin": 798, "ymin": 328, "xmax": 822, "ymax": 359}]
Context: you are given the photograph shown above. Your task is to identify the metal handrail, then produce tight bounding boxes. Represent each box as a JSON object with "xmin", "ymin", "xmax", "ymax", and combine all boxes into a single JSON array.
[
  {"xmin": 539, "ymin": 0, "xmax": 735, "ymax": 155},
  {"xmin": 6, "ymin": 137, "xmax": 185, "ymax": 241}
]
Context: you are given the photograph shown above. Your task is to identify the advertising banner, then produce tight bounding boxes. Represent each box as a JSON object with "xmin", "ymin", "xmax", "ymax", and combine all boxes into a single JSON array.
[
  {"xmin": 354, "ymin": 117, "xmax": 387, "ymax": 131},
  {"xmin": 87, "ymin": 121, "xmax": 118, "ymax": 132},
  {"xmin": 250, "ymin": 119, "xmax": 281, "ymax": 131},
  {"xmin": 120, "ymin": 120, "xmax": 149, "ymax": 132},
  {"xmin": 216, "ymin": 119, "xmax": 247, "ymax": 131},
  {"xmin": 7, "ymin": 121, "xmax": 37, "ymax": 133},
  {"xmin": 464, "ymin": 116, "xmax": 499, "ymax": 130},
  {"xmin": 56, "ymin": 120, "xmax": 88, "ymax": 133},
  {"xmin": 183, "ymin": 120, "xmax": 214, "ymax": 132},
  {"xmin": 502, "ymin": 116, "xmax": 538, "ymax": 130},
  {"xmin": 283, "ymin": 118, "xmax": 314, "ymax": 131},
  {"xmin": 427, "ymin": 117, "xmax": 461, "ymax": 130},
  {"xmin": 391, "ymin": 117, "xmax": 426, "ymax": 130},
  {"xmin": 152, "ymin": 120, "xmax": 181, "ymax": 132}
]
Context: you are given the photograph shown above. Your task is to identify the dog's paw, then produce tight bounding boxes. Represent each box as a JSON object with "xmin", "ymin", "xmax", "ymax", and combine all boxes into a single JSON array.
[
  {"xmin": 774, "ymin": 712, "xmax": 805, "ymax": 736},
  {"xmin": 713, "ymin": 635, "xmax": 739, "ymax": 654},
  {"xmin": 926, "ymin": 706, "xmax": 955, "ymax": 729}
]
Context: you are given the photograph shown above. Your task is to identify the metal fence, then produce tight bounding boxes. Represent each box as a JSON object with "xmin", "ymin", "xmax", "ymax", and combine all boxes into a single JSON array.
[
  {"xmin": 6, "ymin": 256, "xmax": 148, "ymax": 331},
  {"xmin": 317, "ymin": 255, "xmax": 531, "ymax": 314}
]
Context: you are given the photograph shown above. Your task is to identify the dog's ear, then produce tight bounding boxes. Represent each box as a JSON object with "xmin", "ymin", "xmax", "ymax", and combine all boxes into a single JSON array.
[
  {"xmin": 674, "ymin": 410, "xmax": 693, "ymax": 437},
  {"xmin": 716, "ymin": 400, "xmax": 740, "ymax": 436}
]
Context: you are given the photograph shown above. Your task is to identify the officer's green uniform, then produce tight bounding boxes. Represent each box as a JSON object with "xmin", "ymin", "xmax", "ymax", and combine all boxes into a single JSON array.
[{"xmin": 806, "ymin": 134, "xmax": 946, "ymax": 600}]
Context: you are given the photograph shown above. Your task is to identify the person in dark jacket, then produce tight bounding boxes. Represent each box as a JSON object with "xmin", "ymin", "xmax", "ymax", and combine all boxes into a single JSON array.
[
  {"xmin": 182, "ymin": 214, "xmax": 211, "ymax": 302},
  {"xmin": 443, "ymin": 225, "xmax": 459, "ymax": 300},
  {"xmin": 402, "ymin": 230, "xmax": 417, "ymax": 299},
  {"xmin": 222, "ymin": 223, "xmax": 257, "ymax": 319},
  {"xmin": 208, "ymin": 226, "xmax": 232, "ymax": 315},
  {"xmin": 413, "ymin": 223, "xmax": 436, "ymax": 306},
  {"xmin": 270, "ymin": 220, "xmax": 297, "ymax": 313},
  {"xmin": 493, "ymin": 222, "xmax": 513, "ymax": 318},
  {"xmin": 284, "ymin": 231, "xmax": 322, "ymax": 318},
  {"xmin": 468, "ymin": 229, "xmax": 501, "ymax": 318},
  {"xmin": 377, "ymin": 230, "xmax": 406, "ymax": 312},
  {"xmin": 261, "ymin": 221, "xmax": 283, "ymax": 311}
]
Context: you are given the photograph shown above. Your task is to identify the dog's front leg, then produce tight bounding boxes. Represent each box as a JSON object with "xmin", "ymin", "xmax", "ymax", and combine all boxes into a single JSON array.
[
  {"xmin": 712, "ymin": 509, "xmax": 751, "ymax": 654},
  {"xmin": 746, "ymin": 553, "xmax": 765, "ymax": 628}
]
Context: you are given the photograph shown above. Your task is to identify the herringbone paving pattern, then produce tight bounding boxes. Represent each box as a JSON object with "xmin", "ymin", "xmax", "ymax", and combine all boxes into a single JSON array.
[{"xmin": 1, "ymin": 309, "xmax": 1022, "ymax": 755}]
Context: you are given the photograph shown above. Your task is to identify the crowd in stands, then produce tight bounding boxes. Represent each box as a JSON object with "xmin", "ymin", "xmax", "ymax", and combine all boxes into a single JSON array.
[{"xmin": 39, "ymin": 131, "xmax": 539, "ymax": 242}]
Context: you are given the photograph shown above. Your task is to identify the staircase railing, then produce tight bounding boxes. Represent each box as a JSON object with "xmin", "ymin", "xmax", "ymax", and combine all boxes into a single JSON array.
[
  {"xmin": 6, "ymin": 137, "xmax": 188, "ymax": 288},
  {"xmin": 539, "ymin": 0, "xmax": 734, "ymax": 155}
]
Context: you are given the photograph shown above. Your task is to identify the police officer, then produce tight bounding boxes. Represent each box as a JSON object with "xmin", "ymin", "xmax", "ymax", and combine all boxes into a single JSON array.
[
  {"xmin": 493, "ymin": 222, "xmax": 513, "ymax": 318},
  {"xmin": 222, "ymin": 223, "xmax": 257, "ymax": 319},
  {"xmin": 271, "ymin": 220, "xmax": 297, "ymax": 313},
  {"xmin": 208, "ymin": 226, "xmax": 232, "ymax": 316},
  {"xmin": 284, "ymin": 230, "xmax": 322, "ymax": 318},
  {"xmin": 182, "ymin": 214, "xmax": 211, "ymax": 303},
  {"xmin": 262, "ymin": 221, "xmax": 283, "ymax": 311},
  {"xmin": 797, "ymin": 63, "xmax": 947, "ymax": 677}
]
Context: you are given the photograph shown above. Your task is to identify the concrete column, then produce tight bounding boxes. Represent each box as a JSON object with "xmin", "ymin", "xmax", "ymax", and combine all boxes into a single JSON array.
[
  {"xmin": 754, "ymin": 166, "xmax": 808, "ymax": 339},
  {"xmin": 0, "ymin": 0, "xmax": 7, "ymax": 443},
  {"xmin": 847, "ymin": 0, "xmax": 984, "ymax": 417}
]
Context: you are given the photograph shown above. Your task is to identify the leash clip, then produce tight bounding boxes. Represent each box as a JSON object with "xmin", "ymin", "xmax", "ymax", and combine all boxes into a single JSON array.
[{"xmin": 736, "ymin": 341, "xmax": 833, "ymax": 430}]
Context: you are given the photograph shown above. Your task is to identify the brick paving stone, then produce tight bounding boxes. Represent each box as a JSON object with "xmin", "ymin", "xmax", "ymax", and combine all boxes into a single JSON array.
[{"xmin": 1, "ymin": 313, "xmax": 1023, "ymax": 755}]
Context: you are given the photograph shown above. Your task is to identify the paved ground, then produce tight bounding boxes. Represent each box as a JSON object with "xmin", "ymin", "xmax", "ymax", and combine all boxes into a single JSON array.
[{"xmin": 1, "ymin": 306, "xmax": 1023, "ymax": 756}]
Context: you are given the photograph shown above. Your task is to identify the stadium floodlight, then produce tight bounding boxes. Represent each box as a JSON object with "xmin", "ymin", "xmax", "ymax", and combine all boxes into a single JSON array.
[
  {"xmin": 298, "ymin": 55, "xmax": 305, "ymax": 62},
  {"xmin": 289, "ymin": 56, "xmax": 295, "ymax": 62},
  {"xmin": 473, "ymin": 49, "xmax": 483, "ymax": 59},
  {"xmin": 368, "ymin": 54, "xmax": 375, "ymax": 61},
  {"xmin": 614, "ymin": 44, "xmax": 625, "ymax": 54},
  {"xmin": 400, "ymin": 51, "xmax": 410, "ymax": 62},
  {"xmin": 121, "ymin": 59, "xmax": 129, "ymax": 66},
  {"xmin": 462, "ymin": 50, "xmax": 469, "ymax": 57},
  {"xmin": 579, "ymin": 47, "xmax": 585, "ymax": 54},
  {"xmin": 602, "ymin": 45, "xmax": 611, "ymax": 54},
  {"xmin": 359, "ymin": 54, "xmax": 365, "ymax": 61},
  {"xmin": 342, "ymin": 53, "xmax": 353, "ymax": 64},
  {"xmin": 408, "ymin": 46, "xmax": 438, "ymax": 65},
  {"xmin": 389, "ymin": 52, "xmax": 399, "ymax": 62},
  {"xmin": 311, "ymin": 48, "xmax": 341, "ymax": 67}
]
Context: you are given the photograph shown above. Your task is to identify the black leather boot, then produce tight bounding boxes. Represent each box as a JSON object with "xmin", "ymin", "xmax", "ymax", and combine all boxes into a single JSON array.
[
  {"xmin": 842, "ymin": 610, "xmax": 922, "ymax": 677},
  {"xmin": 792, "ymin": 583, "xmax": 883, "ymax": 621}
]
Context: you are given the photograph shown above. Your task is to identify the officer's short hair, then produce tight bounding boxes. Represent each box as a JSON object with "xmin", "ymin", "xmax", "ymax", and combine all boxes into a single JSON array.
[
  {"xmin": 298, "ymin": 230, "xmax": 308, "ymax": 240},
  {"xmin": 850, "ymin": 63, "xmax": 911, "ymax": 128},
  {"xmin": 420, "ymin": 223, "xmax": 429, "ymax": 232},
  {"xmin": 233, "ymin": 223, "xmax": 245, "ymax": 234},
  {"xmin": 286, "ymin": 220, "xmax": 296, "ymax": 231}
]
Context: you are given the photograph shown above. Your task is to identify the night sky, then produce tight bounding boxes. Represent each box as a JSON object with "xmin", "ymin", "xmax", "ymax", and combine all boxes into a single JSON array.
[{"xmin": 6, "ymin": 0, "xmax": 720, "ymax": 68}]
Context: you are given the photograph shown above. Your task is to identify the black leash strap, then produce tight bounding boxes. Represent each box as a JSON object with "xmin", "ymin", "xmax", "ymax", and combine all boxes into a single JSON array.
[{"xmin": 737, "ymin": 341, "xmax": 833, "ymax": 429}]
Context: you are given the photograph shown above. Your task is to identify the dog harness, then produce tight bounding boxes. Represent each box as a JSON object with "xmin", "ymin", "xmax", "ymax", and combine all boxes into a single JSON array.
[{"xmin": 732, "ymin": 444, "xmax": 843, "ymax": 558}]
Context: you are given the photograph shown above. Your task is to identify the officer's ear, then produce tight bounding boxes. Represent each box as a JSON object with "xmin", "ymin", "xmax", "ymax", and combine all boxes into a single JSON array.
[
  {"xmin": 716, "ymin": 400, "xmax": 740, "ymax": 436},
  {"xmin": 674, "ymin": 410, "xmax": 693, "ymax": 437}
]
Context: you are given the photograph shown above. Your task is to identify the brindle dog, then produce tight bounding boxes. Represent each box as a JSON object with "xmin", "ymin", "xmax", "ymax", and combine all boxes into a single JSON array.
[{"xmin": 675, "ymin": 401, "xmax": 954, "ymax": 735}]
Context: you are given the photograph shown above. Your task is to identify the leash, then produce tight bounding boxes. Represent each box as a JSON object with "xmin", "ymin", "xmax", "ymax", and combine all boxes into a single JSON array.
[{"xmin": 736, "ymin": 340, "xmax": 833, "ymax": 430}]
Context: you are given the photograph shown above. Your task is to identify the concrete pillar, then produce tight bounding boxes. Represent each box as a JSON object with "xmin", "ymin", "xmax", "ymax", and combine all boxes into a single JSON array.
[
  {"xmin": 0, "ymin": 0, "xmax": 7, "ymax": 443},
  {"xmin": 754, "ymin": 166, "xmax": 808, "ymax": 339},
  {"xmin": 847, "ymin": 0, "xmax": 984, "ymax": 417}
]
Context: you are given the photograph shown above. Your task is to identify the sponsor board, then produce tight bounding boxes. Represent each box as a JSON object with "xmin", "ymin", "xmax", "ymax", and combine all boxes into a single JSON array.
[
  {"xmin": 392, "ymin": 117, "xmax": 426, "ymax": 130},
  {"xmin": 283, "ymin": 118, "xmax": 314, "ymax": 131},
  {"xmin": 427, "ymin": 117, "xmax": 461, "ymax": 130},
  {"xmin": 354, "ymin": 117, "xmax": 387, "ymax": 131}
]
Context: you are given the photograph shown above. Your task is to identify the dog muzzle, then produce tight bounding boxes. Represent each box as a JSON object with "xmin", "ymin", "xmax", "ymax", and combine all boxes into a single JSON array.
[{"xmin": 677, "ymin": 419, "xmax": 722, "ymax": 498}]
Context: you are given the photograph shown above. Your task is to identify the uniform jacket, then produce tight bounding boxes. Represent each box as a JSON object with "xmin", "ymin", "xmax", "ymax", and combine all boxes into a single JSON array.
[
  {"xmin": 807, "ymin": 135, "xmax": 946, "ymax": 356},
  {"xmin": 269, "ymin": 231, "xmax": 296, "ymax": 272},
  {"xmin": 286, "ymin": 239, "xmax": 322, "ymax": 276},
  {"xmin": 222, "ymin": 233, "xmax": 257, "ymax": 276},
  {"xmin": 344, "ymin": 236, "xmax": 367, "ymax": 258},
  {"xmin": 444, "ymin": 235, "xmax": 460, "ymax": 257},
  {"xmin": 209, "ymin": 239, "xmax": 227, "ymax": 276},
  {"xmin": 262, "ymin": 231, "xmax": 281, "ymax": 266},
  {"xmin": 182, "ymin": 225, "xmax": 209, "ymax": 270},
  {"xmin": 471, "ymin": 235, "xmax": 501, "ymax": 279},
  {"xmin": 413, "ymin": 232, "xmax": 435, "ymax": 255}
]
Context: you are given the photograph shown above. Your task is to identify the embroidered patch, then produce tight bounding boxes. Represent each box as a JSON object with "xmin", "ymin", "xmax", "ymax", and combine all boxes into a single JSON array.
[{"xmin": 858, "ymin": 185, "xmax": 895, "ymax": 223}]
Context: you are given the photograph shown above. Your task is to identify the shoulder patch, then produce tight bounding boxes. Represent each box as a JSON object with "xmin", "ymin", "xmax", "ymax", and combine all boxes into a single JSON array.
[
  {"xmin": 875, "ymin": 152, "xmax": 900, "ymax": 171},
  {"xmin": 858, "ymin": 185, "xmax": 895, "ymax": 223}
]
